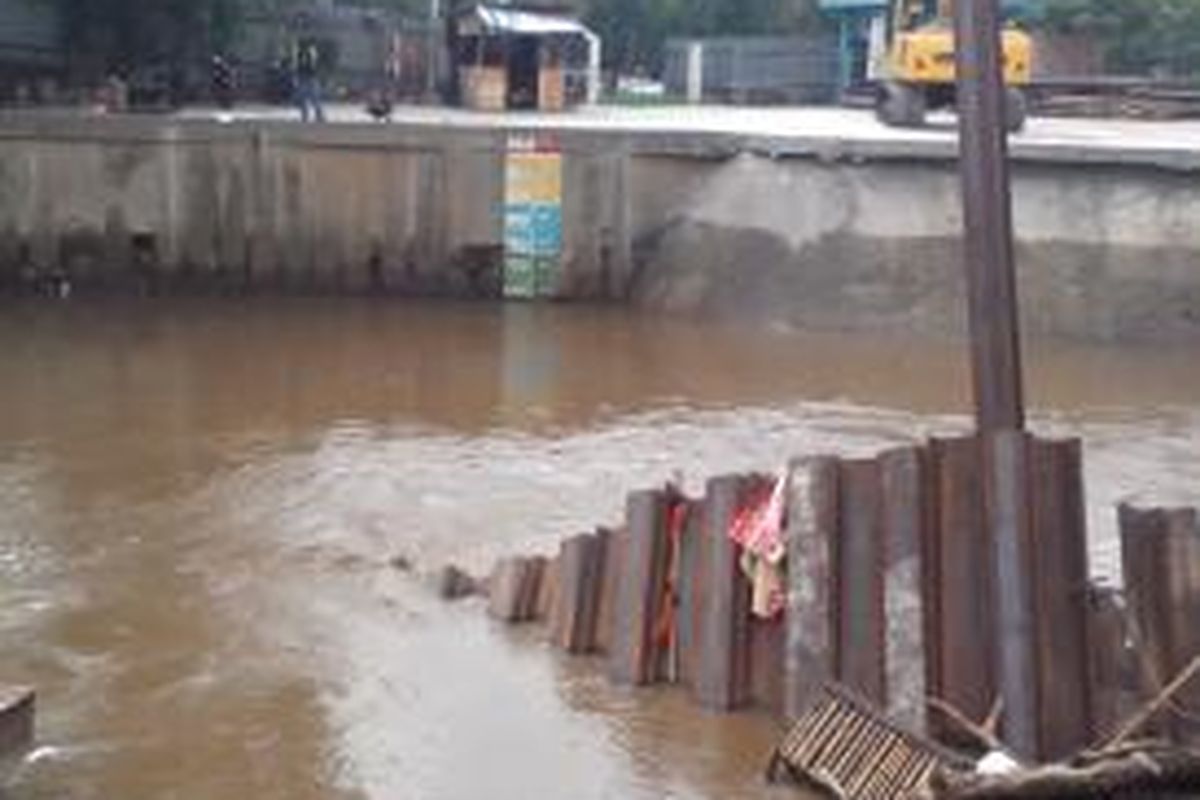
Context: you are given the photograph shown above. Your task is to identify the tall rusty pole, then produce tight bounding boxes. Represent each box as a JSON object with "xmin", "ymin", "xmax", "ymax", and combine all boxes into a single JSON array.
[
  {"xmin": 954, "ymin": 0, "xmax": 1025, "ymax": 433},
  {"xmin": 953, "ymin": 0, "xmax": 1037, "ymax": 759}
]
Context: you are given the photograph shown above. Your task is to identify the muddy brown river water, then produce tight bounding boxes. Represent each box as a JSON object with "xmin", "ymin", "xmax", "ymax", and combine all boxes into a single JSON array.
[{"xmin": 0, "ymin": 299, "xmax": 1198, "ymax": 800}]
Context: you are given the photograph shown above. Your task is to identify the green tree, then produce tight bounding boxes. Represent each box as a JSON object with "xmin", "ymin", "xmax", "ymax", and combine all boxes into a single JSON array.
[{"xmin": 38, "ymin": 0, "xmax": 294, "ymax": 76}]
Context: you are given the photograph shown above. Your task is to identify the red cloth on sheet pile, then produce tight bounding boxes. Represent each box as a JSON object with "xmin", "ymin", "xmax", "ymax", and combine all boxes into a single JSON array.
[
  {"xmin": 654, "ymin": 488, "xmax": 691, "ymax": 681},
  {"xmin": 728, "ymin": 474, "xmax": 787, "ymax": 619}
]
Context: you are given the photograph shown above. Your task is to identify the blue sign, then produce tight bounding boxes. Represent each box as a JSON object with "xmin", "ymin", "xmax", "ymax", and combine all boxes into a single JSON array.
[{"xmin": 504, "ymin": 203, "xmax": 562, "ymax": 257}]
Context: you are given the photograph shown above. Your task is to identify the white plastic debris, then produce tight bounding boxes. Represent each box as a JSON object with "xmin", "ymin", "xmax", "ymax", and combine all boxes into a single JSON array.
[{"xmin": 976, "ymin": 750, "xmax": 1021, "ymax": 775}]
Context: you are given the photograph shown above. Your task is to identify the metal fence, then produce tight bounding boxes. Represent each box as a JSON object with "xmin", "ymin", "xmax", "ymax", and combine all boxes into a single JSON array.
[{"xmin": 663, "ymin": 35, "xmax": 839, "ymax": 105}]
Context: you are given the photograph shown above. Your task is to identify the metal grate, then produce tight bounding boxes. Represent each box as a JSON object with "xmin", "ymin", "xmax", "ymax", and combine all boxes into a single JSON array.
[{"xmin": 768, "ymin": 684, "xmax": 954, "ymax": 799}]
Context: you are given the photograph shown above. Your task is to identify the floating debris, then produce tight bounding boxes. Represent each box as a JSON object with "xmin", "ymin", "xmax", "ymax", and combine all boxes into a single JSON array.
[
  {"xmin": 928, "ymin": 653, "xmax": 1200, "ymax": 798},
  {"xmin": 389, "ymin": 554, "xmax": 415, "ymax": 573},
  {"xmin": 766, "ymin": 684, "xmax": 962, "ymax": 800},
  {"xmin": 437, "ymin": 565, "xmax": 481, "ymax": 600},
  {"xmin": 927, "ymin": 742, "xmax": 1200, "ymax": 799}
]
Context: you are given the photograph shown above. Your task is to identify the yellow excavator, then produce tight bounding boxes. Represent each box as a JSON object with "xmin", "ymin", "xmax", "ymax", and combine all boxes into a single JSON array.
[{"xmin": 874, "ymin": 0, "xmax": 1033, "ymax": 131}]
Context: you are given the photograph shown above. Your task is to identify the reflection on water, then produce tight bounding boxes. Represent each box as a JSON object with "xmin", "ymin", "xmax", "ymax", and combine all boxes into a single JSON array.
[{"xmin": 0, "ymin": 299, "xmax": 1197, "ymax": 799}]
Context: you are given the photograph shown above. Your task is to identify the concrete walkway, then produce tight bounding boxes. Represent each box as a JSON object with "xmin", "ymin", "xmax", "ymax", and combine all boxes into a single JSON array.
[{"xmin": 176, "ymin": 102, "xmax": 1200, "ymax": 166}]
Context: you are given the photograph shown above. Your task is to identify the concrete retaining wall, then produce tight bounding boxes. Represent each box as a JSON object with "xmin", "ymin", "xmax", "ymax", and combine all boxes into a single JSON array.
[
  {"xmin": 629, "ymin": 153, "xmax": 1200, "ymax": 342},
  {"xmin": 0, "ymin": 117, "xmax": 510, "ymax": 296},
  {"xmin": 0, "ymin": 112, "xmax": 1197, "ymax": 343}
]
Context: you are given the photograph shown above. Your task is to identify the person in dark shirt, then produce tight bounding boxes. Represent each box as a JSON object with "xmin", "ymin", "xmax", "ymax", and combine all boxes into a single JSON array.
[
  {"xmin": 211, "ymin": 55, "xmax": 235, "ymax": 110},
  {"xmin": 294, "ymin": 41, "xmax": 325, "ymax": 122}
]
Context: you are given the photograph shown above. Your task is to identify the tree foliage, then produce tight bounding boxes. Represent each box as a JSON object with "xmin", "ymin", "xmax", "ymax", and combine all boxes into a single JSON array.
[
  {"xmin": 1036, "ymin": 0, "xmax": 1200, "ymax": 77},
  {"xmin": 582, "ymin": 0, "xmax": 823, "ymax": 73},
  {"xmin": 30, "ymin": 0, "xmax": 1200, "ymax": 80},
  {"xmin": 40, "ymin": 0, "xmax": 438, "ymax": 77},
  {"xmin": 45, "ymin": 0, "xmax": 252, "ymax": 74},
  {"xmin": 40, "ymin": 0, "xmax": 822, "ymax": 78}
]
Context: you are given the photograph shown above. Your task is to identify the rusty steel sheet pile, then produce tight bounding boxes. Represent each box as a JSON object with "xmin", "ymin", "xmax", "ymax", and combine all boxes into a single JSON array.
[{"xmin": 464, "ymin": 439, "xmax": 1198, "ymax": 795}]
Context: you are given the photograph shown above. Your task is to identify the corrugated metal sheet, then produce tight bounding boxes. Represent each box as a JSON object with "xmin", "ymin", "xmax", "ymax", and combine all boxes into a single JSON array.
[{"xmin": 464, "ymin": 5, "xmax": 593, "ymax": 37}]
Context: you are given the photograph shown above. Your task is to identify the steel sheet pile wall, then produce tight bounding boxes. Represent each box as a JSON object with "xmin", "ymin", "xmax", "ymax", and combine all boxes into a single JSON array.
[
  {"xmin": 608, "ymin": 489, "xmax": 669, "ymax": 685},
  {"xmin": 484, "ymin": 434, "xmax": 1107, "ymax": 761},
  {"xmin": 486, "ymin": 479, "xmax": 790, "ymax": 717},
  {"xmin": 921, "ymin": 434, "xmax": 1094, "ymax": 759},
  {"xmin": 1085, "ymin": 582, "xmax": 1131, "ymax": 742},
  {"xmin": 0, "ymin": 686, "xmax": 35, "ymax": 759},
  {"xmin": 1026, "ymin": 436, "xmax": 1093, "ymax": 758},
  {"xmin": 1119, "ymin": 505, "xmax": 1200, "ymax": 744},
  {"xmin": 691, "ymin": 475, "xmax": 755, "ymax": 710}
]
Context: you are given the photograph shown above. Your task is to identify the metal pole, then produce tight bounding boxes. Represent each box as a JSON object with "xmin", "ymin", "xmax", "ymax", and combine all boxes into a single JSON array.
[
  {"xmin": 953, "ymin": 0, "xmax": 1024, "ymax": 433},
  {"xmin": 427, "ymin": 0, "xmax": 442, "ymax": 101},
  {"xmin": 953, "ymin": 0, "xmax": 1036, "ymax": 760}
]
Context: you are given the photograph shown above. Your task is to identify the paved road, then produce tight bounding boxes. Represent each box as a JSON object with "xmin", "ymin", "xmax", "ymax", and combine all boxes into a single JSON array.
[{"xmin": 179, "ymin": 101, "xmax": 1200, "ymax": 159}]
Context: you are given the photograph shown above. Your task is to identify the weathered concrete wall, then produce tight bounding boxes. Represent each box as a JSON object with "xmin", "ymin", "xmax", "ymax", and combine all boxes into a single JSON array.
[
  {"xmin": 0, "ymin": 112, "xmax": 1197, "ymax": 342},
  {"xmin": 627, "ymin": 153, "xmax": 1200, "ymax": 342},
  {"xmin": 0, "ymin": 116, "xmax": 512, "ymax": 296},
  {"xmin": 0, "ymin": 117, "xmax": 642, "ymax": 301}
]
